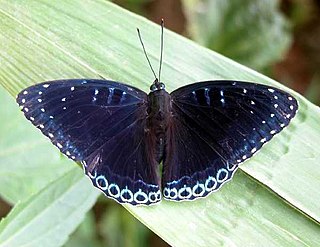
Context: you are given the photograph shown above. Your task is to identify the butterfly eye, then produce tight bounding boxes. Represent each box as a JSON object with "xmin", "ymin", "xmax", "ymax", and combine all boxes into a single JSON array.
[
  {"xmin": 159, "ymin": 83, "xmax": 165, "ymax": 90},
  {"xmin": 150, "ymin": 84, "xmax": 157, "ymax": 92}
]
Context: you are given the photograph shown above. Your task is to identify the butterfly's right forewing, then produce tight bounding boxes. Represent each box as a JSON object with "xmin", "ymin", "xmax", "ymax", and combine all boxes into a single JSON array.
[
  {"xmin": 163, "ymin": 80, "xmax": 298, "ymax": 201},
  {"xmin": 17, "ymin": 79, "xmax": 161, "ymax": 205}
]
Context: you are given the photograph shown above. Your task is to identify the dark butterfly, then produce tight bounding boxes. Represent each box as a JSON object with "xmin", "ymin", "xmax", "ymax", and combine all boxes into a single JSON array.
[{"xmin": 16, "ymin": 21, "xmax": 298, "ymax": 206}]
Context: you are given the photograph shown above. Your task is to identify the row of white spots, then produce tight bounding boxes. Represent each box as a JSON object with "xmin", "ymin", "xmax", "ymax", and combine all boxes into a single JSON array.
[
  {"xmin": 220, "ymin": 90, "xmax": 225, "ymax": 105},
  {"xmin": 93, "ymin": 89, "xmax": 99, "ymax": 102},
  {"xmin": 88, "ymin": 171, "xmax": 161, "ymax": 204},
  {"xmin": 163, "ymin": 167, "xmax": 232, "ymax": 200}
]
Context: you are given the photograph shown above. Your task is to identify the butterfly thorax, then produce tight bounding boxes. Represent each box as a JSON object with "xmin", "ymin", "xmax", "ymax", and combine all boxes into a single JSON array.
[{"xmin": 146, "ymin": 87, "xmax": 171, "ymax": 162}]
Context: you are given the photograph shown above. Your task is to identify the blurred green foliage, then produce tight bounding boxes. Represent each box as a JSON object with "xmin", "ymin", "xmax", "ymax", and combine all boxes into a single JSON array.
[{"xmin": 183, "ymin": 0, "xmax": 292, "ymax": 72}]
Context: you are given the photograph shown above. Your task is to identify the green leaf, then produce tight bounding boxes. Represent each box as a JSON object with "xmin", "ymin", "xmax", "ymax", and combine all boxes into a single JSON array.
[
  {"xmin": 65, "ymin": 211, "xmax": 101, "ymax": 247},
  {"xmin": 0, "ymin": 167, "xmax": 100, "ymax": 247},
  {"xmin": 183, "ymin": 0, "xmax": 292, "ymax": 71},
  {"xmin": 98, "ymin": 202, "xmax": 149, "ymax": 247},
  {"xmin": 0, "ymin": 87, "xmax": 73, "ymax": 204},
  {"xmin": 0, "ymin": 1, "xmax": 319, "ymax": 246}
]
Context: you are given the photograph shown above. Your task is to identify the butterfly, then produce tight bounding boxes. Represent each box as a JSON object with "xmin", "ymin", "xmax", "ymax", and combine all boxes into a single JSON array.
[{"xmin": 16, "ymin": 20, "xmax": 298, "ymax": 206}]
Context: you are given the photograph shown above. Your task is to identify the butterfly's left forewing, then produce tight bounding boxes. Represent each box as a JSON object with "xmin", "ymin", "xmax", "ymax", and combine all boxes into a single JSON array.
[
  {"xmin": 163, "ymin": 80, "xmax": 298, "ymax": 201},
  {"xmin": 17, "ymin": 79, "xmax": 161, "ymax": 205}
]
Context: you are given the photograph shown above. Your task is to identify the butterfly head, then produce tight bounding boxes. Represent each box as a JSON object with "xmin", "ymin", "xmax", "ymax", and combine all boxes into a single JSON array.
[{"xmin": 150, "ymin": 79, "xmax": 165, "ymax": 92}]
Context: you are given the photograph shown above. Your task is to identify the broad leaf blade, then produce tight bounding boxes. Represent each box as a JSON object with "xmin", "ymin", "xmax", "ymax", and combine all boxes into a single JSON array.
[
  {"xmin": 0, "ymin": 167, "xmax": 100, "ymax": 247},
  {"xmin": 0, "ymin": 1, "xmax": 319, "ymax": 246}
]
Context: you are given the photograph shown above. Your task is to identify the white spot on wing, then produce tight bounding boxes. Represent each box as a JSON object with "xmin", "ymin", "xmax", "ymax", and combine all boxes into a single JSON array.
[
  {"xmin": 62, "ymin": 97, "xmax": 66, "ymax": 101},
  {"xmin": 38, "ymin": 99, "xmax": 42, "ymax": 102},
  {"xmin": 71, "ymin": 87, "xmax": 75, "ymax": 91},
  {"xmin": 120, "ymin": 91, "xmax": 127, "ymax": 104},
  {"xmin": 43, "ymin": 84, "xmax": 50, "ymax": 88},
  {"xmin": 107, "ymin": 87, "xmax": 115, "ymax": 104},
  {"xmin": 268, "ymin": 88, "xmax": 275, "ymax": 93}
]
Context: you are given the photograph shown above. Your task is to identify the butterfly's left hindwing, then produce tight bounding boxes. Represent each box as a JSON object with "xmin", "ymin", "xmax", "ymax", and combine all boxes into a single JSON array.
[
  {"xmin": 162, "ymin": 80, "xmax": 298, "ymax": 201},
  {"xmin": 17, "ymin": 79, "xmax": 161, "ymax": 205}
]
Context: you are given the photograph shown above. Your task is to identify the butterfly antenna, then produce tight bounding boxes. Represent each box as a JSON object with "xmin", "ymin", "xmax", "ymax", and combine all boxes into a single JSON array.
[
  {"xmin": 158, "ymin": 19, "xmax": 164, "ymax": 82},
  {"xmin": 137, "ymin": 28, "xmax": 158, "ymax": 81}
]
